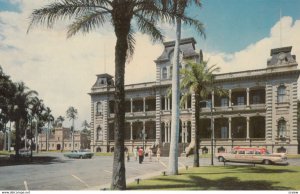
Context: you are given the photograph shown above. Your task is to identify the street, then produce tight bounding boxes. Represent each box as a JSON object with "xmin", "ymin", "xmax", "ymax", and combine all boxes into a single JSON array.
[{"xmin": 0, "ymin": 152, "xmax": 299, "ymax": 190}]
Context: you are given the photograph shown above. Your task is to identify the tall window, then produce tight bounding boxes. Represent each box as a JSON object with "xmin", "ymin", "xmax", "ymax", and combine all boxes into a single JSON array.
[
  {"xmin": 278, "ymin": 119, "xmax": 286, "ymax": 137},
  {"xmin": 277, "ymin": 85, "xmax": 286, "ymax": 103},
  {"xmin": 162, "ymin": 67, "xmax": 167, "ymax": 79},
  {"xmin": 237, "ymin": 96, "xmax": 245, "ymax": 105},
  {"xmin": 252, "ymin": 95, "xmax": 261, "ymax": 104},
  {"xmin": 96, "ymin": 102, "xmax": 102, "ymax": 115},
  {"xmin": 221, "ymin": 98, "xmax": 228, "ymax": 107},
  {"xmin": 221, "ymin": 126, "xmax": 228, "ymax": 138}
]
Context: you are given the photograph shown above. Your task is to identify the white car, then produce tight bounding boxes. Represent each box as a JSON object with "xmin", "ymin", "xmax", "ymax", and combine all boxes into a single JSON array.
[{"xmin": 215, "ymin": 147, "xmax": 288, "ymax": 165}]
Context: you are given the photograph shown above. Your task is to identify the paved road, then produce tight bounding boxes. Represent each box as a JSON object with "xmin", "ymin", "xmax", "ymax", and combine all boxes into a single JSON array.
[{"xmin": 0, "ymin": 153, "xmax": 299, "ymax": 190}]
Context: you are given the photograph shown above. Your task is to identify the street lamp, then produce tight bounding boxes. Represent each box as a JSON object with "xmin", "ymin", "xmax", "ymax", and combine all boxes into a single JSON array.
[{"xmin": 200, "ymin": 100, "xmax": 214, "ymax": 166}]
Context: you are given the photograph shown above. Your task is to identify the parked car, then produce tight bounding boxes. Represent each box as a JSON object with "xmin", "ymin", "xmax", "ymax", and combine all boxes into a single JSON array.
[
  {"xmin": 215, "ymin": 146, "xmax": 288, "ymax": 165},
  {"xmin": 63, "ymin": 149, "xmax": 94, "ymax": 159},
  {"xmin": 9, "ymin": 149, "xmax": 31, "ymax": 158}
]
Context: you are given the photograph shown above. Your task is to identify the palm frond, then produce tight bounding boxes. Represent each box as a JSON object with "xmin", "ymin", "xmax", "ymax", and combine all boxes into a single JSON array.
[
  {"xmin": 134, "ymin": 13, "xmax": 164, "ymax": 43},
  {"xmin": 67, "ymin": 10, "xmax": 110, "ymax": 38},
  {"xmin": 126, "ymin": 28, "xmax": 136, "ymax": 61}
]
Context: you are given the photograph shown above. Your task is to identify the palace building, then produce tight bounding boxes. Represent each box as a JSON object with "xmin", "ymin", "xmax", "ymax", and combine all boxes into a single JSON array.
[{"xmin": 89, "ymin": 37, "xmax": 300, "ymax": 155}]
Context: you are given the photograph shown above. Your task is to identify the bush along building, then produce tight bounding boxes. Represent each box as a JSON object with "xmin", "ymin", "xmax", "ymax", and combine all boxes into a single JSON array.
[{"xmin": 89, "ymin": 37, "xmax": 300, "ymax": 155}]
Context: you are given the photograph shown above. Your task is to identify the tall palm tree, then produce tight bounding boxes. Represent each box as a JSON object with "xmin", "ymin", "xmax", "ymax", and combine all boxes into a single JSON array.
[
  {"xmin": 66, "ymin": 106, "xmax": 78, "ymax": 151},
  {"xmin": 11, "ymin": 82, "xmax": 38, "ymax": 159},
  {"xmin": 167, "ymin": 0, "xmax": 205, "ymax": 175},
  {"xmin": 180, "ymin": 60, "xmax": 224, "ymax": 167},
  {"xmin": 28, "ymin": 0, "xmax": 204, "ymax": 190},
  {"xmin": 44, "ymin": 107, "xmax": 54, "ymax": 151}
]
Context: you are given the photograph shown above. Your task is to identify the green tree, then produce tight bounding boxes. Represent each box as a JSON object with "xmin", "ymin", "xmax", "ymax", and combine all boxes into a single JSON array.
[
  {"xmin": 167, "ymin": 0, "xmax": 205, "ymax": 175},
  {"xmin": 180, "ymin": 60, "xmax": 224, "ymax": 167},
  {"xmin": 66, "ymin": 106, "xmax": 78, "ymax": 151},
  {"xmin": 10, "ymin": 82, "xmax": 38, "ymax": 159},
  {"xmin": 56, "ymin": 116, "xmax": 65, "ymax": 128},
  {"xmin": 27, "ymin": 0, "xmax": 201, "ymax": 190}
]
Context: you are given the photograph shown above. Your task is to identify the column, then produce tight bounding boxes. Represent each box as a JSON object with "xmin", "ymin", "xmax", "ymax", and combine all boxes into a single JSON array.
[
  {"xmin": 182, "ymin": 122, "xmax": 186, "ymax": 143},
  {"xmin": 246, "ymin": 88, "xmax": 250, "ymax": 107},
  {"xmin": 165, "ymin": 96, "xmax": 167, "ymax": 110},
  {"xmin": 168, "ymin": 97, "xmax": 171, "ymax": 110},
  {"xmin": 185, "ymin": 98, "xmax": 188, "ymax": 110},
  {"xmin": 168, "ymin": 121, "xmax": 171, "ymax": 142},
  {"xmin": 228, "ymin": 117, "xmax": 232, "ymax": 139},
  {"xmin": 130, "ymin": 98, "xmax": 133, "ymax": 113},
  {"xmin": 130, "ymin": 122, "xmax": 133, "ymax": 140},
  {"xmin": 229, "ymin": 89, "xmax": 232, "ymax": 108},
  {"xmin": 164, "ymin": 122, "xmax": 168, "ymax": 143},
  {"xmin": 246, "ymin": 116, "xmax": 250, "ymax": 139},
  {"xmin": 211, "ymin": 91, "xmax": 215, "ymax": 109}
]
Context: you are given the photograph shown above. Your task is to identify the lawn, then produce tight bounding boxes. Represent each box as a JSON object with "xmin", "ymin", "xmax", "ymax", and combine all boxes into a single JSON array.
[{"xmin": 127, "ymin": 165, "xmax": 300, "ymax": 190}]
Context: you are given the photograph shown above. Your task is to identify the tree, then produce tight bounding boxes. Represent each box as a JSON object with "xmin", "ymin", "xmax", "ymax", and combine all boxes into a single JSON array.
[
  {"xmin": 66, "ymin": 106, "xmax": 78, "ymax": 151},
  {"xmin": 167, "ymin": 0, "xmax": 205, "ymax": 175},
  {"xmin": 27, "ymin": 0, "xmax": 202, "ymax": 190},
  {"xmin": 82, "ymin": 120, "xmax": 90, "ymax": 131},
  {"xmin": 10, "ymin": 82, "xmax": 38, "ymax": 159},
  {"xmin": 43, "ymin": 107, "xmax": 54, "ymax": 151},
  {"xmin": 56, "ymin": 116, "xmax": 65, "ymax": 128},
  {"xmin": 180, "ymin": 60, "xmax": 224, "ymax": 167}
]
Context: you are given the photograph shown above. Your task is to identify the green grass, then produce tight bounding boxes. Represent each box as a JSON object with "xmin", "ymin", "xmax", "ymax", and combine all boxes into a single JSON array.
[
  {"xmin": 94, "ymin": 152, "xmax": 113, "ymax": 156},
  {"xmin": 0, "ymin": 151, "xmax": 10, "ymax": 155},
  {"xmin": 127, "ymin": 165, "xmax": 300, "ymax": 190}
]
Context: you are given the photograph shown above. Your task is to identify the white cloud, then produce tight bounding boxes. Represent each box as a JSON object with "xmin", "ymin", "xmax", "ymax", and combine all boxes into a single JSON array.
[
  {"xmin": 205, "ymin": 16, "xmax": 300, "ymax": 74},
  {"xmin": 0, "ymin": 0, "xmax": 164, "ymax": 128}
]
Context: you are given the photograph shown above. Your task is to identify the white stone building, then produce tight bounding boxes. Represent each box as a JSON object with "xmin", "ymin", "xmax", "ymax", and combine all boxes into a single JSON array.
[{"xmin": 89, "ymin": 38, "xmax": 300, "ymax": 155}]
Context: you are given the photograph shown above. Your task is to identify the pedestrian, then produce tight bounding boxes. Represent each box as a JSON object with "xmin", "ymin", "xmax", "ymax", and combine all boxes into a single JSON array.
[
  {"xmin": 125, "ymin": 150, "xmax": 130, "ymax": 162},
  {"xmin": 156, "ymin": 147, "xmax": 161, "ymax": 162},
  {"xmin": 148, "ymin": 149, "xmax": 152, "ymax": 162},
  {"xmin": 138, "ymin": 147, "xmax": 144, "ymax": 164},
  {"xmin": 133, "ymin": 146, "xmax": 137, "ymax": 161}
]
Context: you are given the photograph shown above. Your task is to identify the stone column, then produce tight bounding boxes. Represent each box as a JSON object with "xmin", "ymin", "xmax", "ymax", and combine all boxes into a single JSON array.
[
  {"xmin": 164, "ymin": 122, "xmax": 168, "ymax": 143},
  {"xmin": 168, "ymin": 97, "xmax": 171, "ymax": 110},
  {"xmin": 211, "ymin": 91, "xmax": 215, "ymax": 109},
  {"xmin": 130, "ymin": 122, "xmax": 133, "ymax": 140},
  {"xmin": 182, "ymin": 121, "xmax": 186, "ymax": 143},
  {"xmin": 246, "ymin": 116, "xmax": 250, "ymax": 139},
  {"xmin": 228, "ymin": 117, "xmax": 232, "ymax": 139},
  {"xmin": 168, "ymin": 121, "xmax": 171, "ymax": 142}
]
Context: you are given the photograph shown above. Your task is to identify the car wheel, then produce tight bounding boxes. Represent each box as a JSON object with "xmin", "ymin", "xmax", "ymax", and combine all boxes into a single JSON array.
[
  {"xmin": 218, "ymin": 157, "xmax": 225, "ymax": 162},
  {"xmin": 263, "ymin": 160, "xmax": 271, "ymax": 165}
]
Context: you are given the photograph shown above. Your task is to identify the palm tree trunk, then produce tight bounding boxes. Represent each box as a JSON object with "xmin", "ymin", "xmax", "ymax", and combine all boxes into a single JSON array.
[
  {"xmin": 193, "ymin": 96, "xmax": 200, "ymax": 167},
  {"xmin": 8, "ymin": 121, "xmax": 11, "ymax": 152},
  {"xmin": 15, "ymin": 120, "xmax": 21, "ymax": 159},
  {"xmin": 110, "ymin": 18, "xmax": 129, "ymax": 190},
  {"xmin": 168, "ymin": 17, "xmax": 181, "ymax": 175}
]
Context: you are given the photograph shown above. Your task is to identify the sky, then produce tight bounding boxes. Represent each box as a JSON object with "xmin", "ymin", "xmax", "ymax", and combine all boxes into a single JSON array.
[{"xmin": 0, "ymin": 0, "xmax": 300, "ymax": 130}]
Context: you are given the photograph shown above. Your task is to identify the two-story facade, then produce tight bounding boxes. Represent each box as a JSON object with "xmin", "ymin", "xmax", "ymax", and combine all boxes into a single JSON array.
[{"xmin": 89, "ymin": 37, "xmax": 300, "ymax": 155}]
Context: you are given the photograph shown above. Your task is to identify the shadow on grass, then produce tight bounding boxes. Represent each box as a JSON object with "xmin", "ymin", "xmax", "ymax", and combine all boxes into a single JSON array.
[
  {"xmin": 0, "ymin": 156, "xmax": 67, "ymax": 166},
  {"xmin": 128, "ymin": 166, "xmax": 296, "ymax": 190},
  {"xmin": 128, "ymin": 176, "xmax": 291, "ymax": 190}
]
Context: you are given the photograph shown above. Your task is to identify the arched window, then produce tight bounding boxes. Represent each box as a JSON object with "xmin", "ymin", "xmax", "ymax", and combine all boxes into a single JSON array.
[
  {"xmin": 162, "ymin": 67, "xmax": 167, "ymax": 79},
  {"xmin": 96, "ymin": 126, "xmax": 102, "ymax": 141},
  {"xmin": 96, "ymin": 102, "xmax": 102, "ymax": 115},
  {"xmin": 278, "ymin": 119, "xmax": 286, "ymax": 137},
  {"xmin": 277, "ymin": 85, "xmax": 286, "ymax": 103}
]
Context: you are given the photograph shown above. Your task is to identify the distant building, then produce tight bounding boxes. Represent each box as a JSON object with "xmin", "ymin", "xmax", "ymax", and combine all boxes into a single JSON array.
[
  {"xmin": 89, "ymin": 37, "xmax": 300, "ymax": 154},
  {"xmin": 38, "ymin": 127, "xmax": 89, "ymax": 151}
]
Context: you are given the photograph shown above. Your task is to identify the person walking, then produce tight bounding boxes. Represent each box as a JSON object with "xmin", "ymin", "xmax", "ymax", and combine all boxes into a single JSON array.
[
  {"xmin": 156, "ymin": 147, "xmax": 161, "ymax": 162},
  {"xmin": 138, "ymin": 147, "xmax": 144, "ymax": 164},
  {"xmin": 133, "ymin": 146, "xmax": 137, "ymax": 161}
]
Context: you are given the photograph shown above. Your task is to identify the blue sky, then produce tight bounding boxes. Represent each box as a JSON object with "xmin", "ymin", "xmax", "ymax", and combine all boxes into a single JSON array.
[
  {"xmin": 185, "ymin": 0, "xmax": 300, "ymax": 53},
  {"xmin": 1, "ymin": 0, "xmax": 300, "ymax": 127}
]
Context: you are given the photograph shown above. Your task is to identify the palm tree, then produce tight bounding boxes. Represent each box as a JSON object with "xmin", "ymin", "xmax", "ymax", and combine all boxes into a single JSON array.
[
  {"xmin": 66, "ymin": 106, "xmax": 78, "ymax": 151},
  {"xmin": 56, "ymin": 116, "xmax": 65, "ymax": 127},
  {"xmin": 180, "ymin": 60, "xmax": 224, "ymax": 167},
  {"xmin": 27, "ymin": 0, "xmax": 204, "ymax": 190},
  {"xmin": 167, "ymin": 0, "xmax": 205, "ymax": 175},
  {"xmin": 11, "ymin": 82, "xmax": 38, "ymax": 159},
  {"xmin": 44, "ymin": 107, "xmax": 54, "ymax": 151},
  {"xmin": 82, "ymin": 120, "xmax": 90, "ymax": 131}
]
